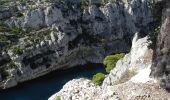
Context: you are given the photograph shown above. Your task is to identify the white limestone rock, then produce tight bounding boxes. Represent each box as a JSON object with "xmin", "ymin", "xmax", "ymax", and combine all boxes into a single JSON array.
[
  {"xmin": 48, "ymin": 78, "xmax": 102, "ymax": 100},
  {"xmin": 102, "ymin": 33, "xmax": 153, "ymax": 87},
  {"xmin": 48, "ymin": 34, "xmax": 156, "ymax": 100},
  {"xmin": 50, "ymin": 31, "xmax": 57, "ymax": 42}
]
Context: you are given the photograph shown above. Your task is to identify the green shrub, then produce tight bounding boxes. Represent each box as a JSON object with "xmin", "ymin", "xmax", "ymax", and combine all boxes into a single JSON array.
[
  {"xmin": 0, "ymin": 0, "xmax": 10, "ymax": 6},
  {"xmin": 6, "ymin": 74, "xmax": 12, "ymax": 79},
  {"xmin": 0, "ymin": 35, "xmax": 8, "ymax": 41},
  {"xmin": 10, "ymin": 28, "xmax": 24, "ymax": 35},
  {"xmin": 103, "ymin": 53, "xmax": 125, "ymax": 73},
  {"xmin": 7, "ymin": 62, "xmax": 16, "ymax": 69},
  {"xmin": 12, "ymin": 47, "xmax": 23, "ymax": 55},
  {"xmin": 81, "ymin": 0, "xmax": 89, "ymax": 10},
  {"xmin": 92, "ymin": 72, "xmax": 105, "ymax": 85},
  {"xmin": 0, "ymin": 26, "xmax": 10, "ymax": 32}
]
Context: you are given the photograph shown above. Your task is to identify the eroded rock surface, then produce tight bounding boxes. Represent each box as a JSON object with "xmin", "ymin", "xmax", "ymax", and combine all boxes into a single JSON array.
[
  {"xmin": 102, "ymin": 33, "xmax": 153, "ymax": 87},
  {"xmin": 49, "ymin": 34, "xmax": 165, "ymax": 100},
  {"xmin": 49, "ymin": 78, "xmax": 170, "ymax": 100},
  {"xmin": 0, "ymin": 0, "xmax": 154, "ymax": 89},
  {"xmin": 49, "ymin": 78, "xmax": 102, "ymax": 100}
]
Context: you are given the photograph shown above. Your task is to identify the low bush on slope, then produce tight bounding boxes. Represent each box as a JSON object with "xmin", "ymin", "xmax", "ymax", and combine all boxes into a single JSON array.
[
  {"xmin": 103, "ymin": 53, "xmax": 125, "ymax": 73},
  {"xmin": 92, "ymin": 72, "xmax": 105, "ymax": 85}
]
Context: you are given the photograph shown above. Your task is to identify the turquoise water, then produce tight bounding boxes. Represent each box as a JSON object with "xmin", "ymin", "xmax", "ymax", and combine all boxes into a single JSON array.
[{"xmin": 0, "ymin": 63, "xmax": 106, "ymax": 100}]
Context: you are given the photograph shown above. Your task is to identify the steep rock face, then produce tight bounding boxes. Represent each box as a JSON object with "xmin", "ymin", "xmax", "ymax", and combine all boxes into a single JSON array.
[
  {"xmin": 103, "ymin": 33, "xmax": 153, "ymax": 87},
  {"xmin": 0, "ymin": 0, "xmax": 153, "ymax": 89},
  {"xmin": 45, "ymin": 6, "xmax": 65, "ymax": 27},
  {"xmin": 23, "ymin": 8, "xmax": 45, "ymax": 29},
  {"xmin": 49, "ymin": 35, "xmax": 168, "ymax": 100},
  {"xmin": 150, "ymin": 0, "xmax": 170, "ymax": 89}
]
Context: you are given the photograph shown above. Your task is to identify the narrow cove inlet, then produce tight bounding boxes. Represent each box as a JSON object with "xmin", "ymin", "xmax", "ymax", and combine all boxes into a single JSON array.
[
  {"xmin": 0, "ymin": 64, "xmax": 106, "ymax": 100},
  {"xmin": 0, "ymin": 0, "xmax": 169, "ymax": 99}
]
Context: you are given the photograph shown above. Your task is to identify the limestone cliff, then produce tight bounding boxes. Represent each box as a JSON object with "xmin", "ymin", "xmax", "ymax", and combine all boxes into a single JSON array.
[
  {"xmin": 49, "ymin": 33, "xmax": 170, "ymax": 100},
  {"xmin": 0, "ymin": 0, "xmax": 153, "ymax": 89},
  {"xmin": 48, "ymin": 0, "xmax": 170, "ymax": 100}
]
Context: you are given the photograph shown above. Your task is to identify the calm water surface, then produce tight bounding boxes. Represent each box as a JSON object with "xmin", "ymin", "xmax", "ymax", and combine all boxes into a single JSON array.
[{"xmin": 0, "ymin": 63, "xmax": 106, "ymax": 100}]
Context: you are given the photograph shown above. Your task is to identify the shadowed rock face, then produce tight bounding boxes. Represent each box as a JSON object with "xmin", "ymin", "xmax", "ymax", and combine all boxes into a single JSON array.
[{"xmin": 150, "ymin": 0, "xmax": 170, "ymax": 90}]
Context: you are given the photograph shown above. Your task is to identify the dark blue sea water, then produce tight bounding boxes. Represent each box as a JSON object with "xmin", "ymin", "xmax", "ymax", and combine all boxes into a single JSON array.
[{"xmin": 0, "ymin": 63, "xmax": 106, "ymax": 100}]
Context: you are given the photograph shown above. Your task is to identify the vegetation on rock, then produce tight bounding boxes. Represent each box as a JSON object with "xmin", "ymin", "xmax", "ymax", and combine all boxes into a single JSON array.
[
  {"xmin": 103, "ymin": 53, "xmax": 125, "ymax": 73},
  {"xmin": 7, "ymin": 62, "xmax": 16, "ymax": 69},
  {"xmin": 0, "ymin": 35, "xmax": 8, "ymax": 41},
  {"xmin": 12, "ymin": 47, "xmax": 23, "ymax": 55},
  {"xmin": 92, "ymin": 72, "xmax": 105, "ymax": 85}
]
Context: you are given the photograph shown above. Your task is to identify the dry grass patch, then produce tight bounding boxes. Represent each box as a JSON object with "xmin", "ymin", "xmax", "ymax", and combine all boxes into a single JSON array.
[{"xmin": 115, "ymin": 70, "xmax": 137, "ymax": 85}]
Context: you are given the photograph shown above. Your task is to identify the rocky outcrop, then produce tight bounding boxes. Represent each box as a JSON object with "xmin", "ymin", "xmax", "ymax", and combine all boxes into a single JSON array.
[
  {"xmin": 48, "ymin": 34, "xmax": 159, "ymax": 100},
  {"xmin": 48, "ymin": 0, "xmax": 170, "ymax": 99},
  {"xmin": 0, "ymin": 0, "xmax": 154, "ymax": 89},
  {"xmin": 49, "ymin": 78, "xmax": 170, "ymax": 100},
  {"xmin": 23, "ymin": 8, "xmax": 45, "ymax": 29},
  {"xmin": 150, "ymin": 0, "xmax": 170, "ymax": 90},
  {"xmin": 49, "ymin": 78, "xmax": 102, "ymax": 100},
  {"xmin": 102, "ymin": 33, "xmax": 153, "ymax": 87}
]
